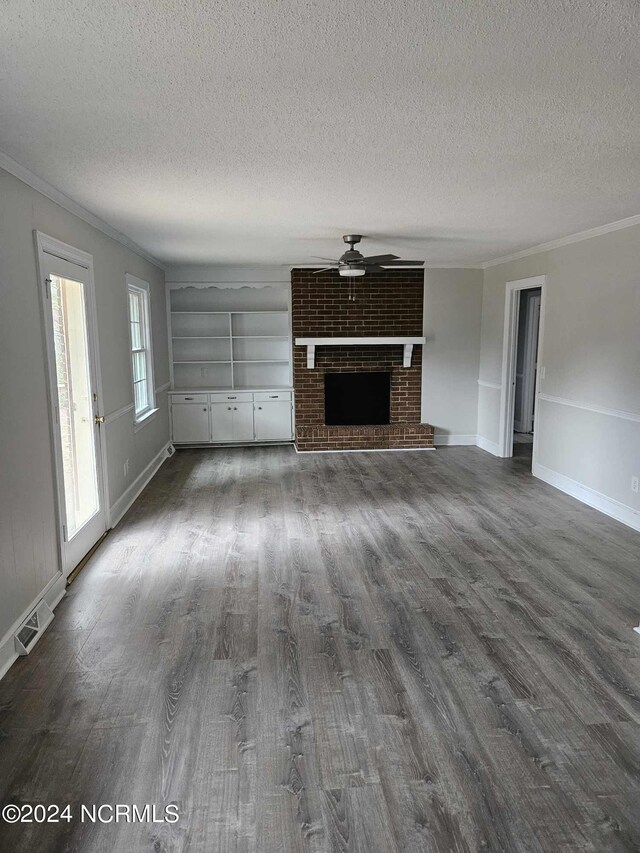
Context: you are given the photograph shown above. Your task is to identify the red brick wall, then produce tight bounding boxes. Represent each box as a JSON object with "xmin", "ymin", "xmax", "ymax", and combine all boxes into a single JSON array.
[{"xmin": 291, "ymin": 268, "xmax": 433, "ymax": 451}]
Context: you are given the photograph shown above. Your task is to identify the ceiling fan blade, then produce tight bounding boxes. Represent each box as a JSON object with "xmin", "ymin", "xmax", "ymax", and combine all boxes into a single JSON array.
[
  {"xmin": 311, "ymin": 256, "xmax": 340, "ymax": 262},
  {"xmin": 313, "ymin": 267, "xmax": 337, "ymax": 274},
  {"xmin": 379, "ymin": 259, "xmax": 425, "ymax": 266},
  {"xmin": 360, "ymin": 254, "xmax": 400, "ymax": 263}
]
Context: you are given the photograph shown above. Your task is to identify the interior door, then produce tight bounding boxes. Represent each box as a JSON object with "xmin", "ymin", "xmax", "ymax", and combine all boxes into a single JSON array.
[
  {"xmin": 521, "ymin": 294, "xmax": 541, "ymax": 433},
  {"xmin": 38, "ymin": 244, "xmax": 107, "ymax": 576}
]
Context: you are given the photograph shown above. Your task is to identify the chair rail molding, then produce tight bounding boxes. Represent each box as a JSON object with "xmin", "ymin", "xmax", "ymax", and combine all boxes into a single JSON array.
[{"xmin": 538, "ymin": 393, "xmax": 640, "ymax": 424}]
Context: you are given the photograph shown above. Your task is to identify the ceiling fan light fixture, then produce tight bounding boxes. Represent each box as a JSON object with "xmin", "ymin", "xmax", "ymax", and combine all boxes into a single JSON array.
[{"xmin": 339, "ymin": 265, "xmax": 366, "ymax": 277}]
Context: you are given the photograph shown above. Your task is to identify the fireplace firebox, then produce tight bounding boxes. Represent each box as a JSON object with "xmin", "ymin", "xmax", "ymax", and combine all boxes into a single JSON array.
[{"xmin": 324, "ymin": 372, "xmax": 391, "ymax": 426}]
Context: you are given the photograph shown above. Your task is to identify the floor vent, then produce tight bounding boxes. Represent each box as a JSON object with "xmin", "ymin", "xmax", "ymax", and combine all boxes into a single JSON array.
[{"xmin": 14, "ymin": 600, "xmax": 54, "ymax": 655}]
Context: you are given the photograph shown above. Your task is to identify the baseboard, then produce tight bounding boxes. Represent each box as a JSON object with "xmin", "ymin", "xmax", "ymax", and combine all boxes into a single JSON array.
[
  {"xmin": 533, "ymin": 462, "xmax": 640, "ymax": 533},
  {"xmin": 109, "ymin": 441, "xmax": 172, "ymax": 528},
  {"xmin": 0, "ymin": 571, "xmax": 66, "ymax": 682},
  {"xmin": 434, "ymin": 434, "xmax": 477, "ymax": 446},
  {"xmin": 476, "ymin": 435, "xmax": 501, "ymax": 456}
]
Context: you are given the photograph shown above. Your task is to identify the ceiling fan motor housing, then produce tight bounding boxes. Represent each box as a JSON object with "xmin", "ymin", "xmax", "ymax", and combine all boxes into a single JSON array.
[{"xmin": 309, "ymin": 233, "xmax": 424, "ymax": 276}]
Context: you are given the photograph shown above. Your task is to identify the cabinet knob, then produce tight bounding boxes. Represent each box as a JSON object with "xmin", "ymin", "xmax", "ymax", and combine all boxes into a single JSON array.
[
  {"xmin": 234, "ymin": 407, "xmax": 237, "ymax": 410},
  {"xmin": 257, "ymin": 406, "xmax": 262, "ymax": 410},
  {"xmin": 203, "ymin": 408, "xmax": 207, "ymax": 412},
  {"xmin": 227, "ymin": 406, "xmax": 231, "ymax": 410}
]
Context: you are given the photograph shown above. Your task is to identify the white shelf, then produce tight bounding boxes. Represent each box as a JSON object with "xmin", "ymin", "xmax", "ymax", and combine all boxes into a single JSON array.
[
  {"xmin": 294, "ymin": 336, "xmax": 425, "ymax": 368},
  {"xmin": 168, "ymin": 286, "xmax": 292, "ymax": 392}
]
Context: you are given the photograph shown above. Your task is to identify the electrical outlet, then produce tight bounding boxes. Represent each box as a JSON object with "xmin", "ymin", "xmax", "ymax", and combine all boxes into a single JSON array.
[
  {"xmin": 124, "ymin": 459, "xmax": 129, "ymax": 478},
  {"xmin": 632, "ymin": 476, "xmax": 639, "ymax": 494}
]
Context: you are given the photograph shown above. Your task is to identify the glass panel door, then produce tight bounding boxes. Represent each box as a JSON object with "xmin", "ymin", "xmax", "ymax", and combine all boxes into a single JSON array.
[
  {"xmin": 38, "ymin": 240, "xmax": 107, "ymax": 577},
  {"xmin": 49, "ymin": 274, "xmax": 100, "ymax": 536}
]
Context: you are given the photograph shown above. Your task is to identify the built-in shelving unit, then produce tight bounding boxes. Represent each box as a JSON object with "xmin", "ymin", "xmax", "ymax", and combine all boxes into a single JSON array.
[{"xmin": 168, "ymin": 285, "xmax": 293, "ymax": 391}]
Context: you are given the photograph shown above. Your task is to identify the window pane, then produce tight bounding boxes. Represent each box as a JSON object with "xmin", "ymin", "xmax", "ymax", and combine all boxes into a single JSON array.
[
  {"xmin": 132, "ymin": 350, "xmax": 147, "ymax": 382},
  {"xmin": 129, "ymin": 291, "xmax": 140, "ymax": 322},
  {"xmin": 134, "ymin": 378, "xmax": 148, "ymax": 414},
  {"xmin": 130, "ymin": 319, "xmax": 142, "ymax": 350}
]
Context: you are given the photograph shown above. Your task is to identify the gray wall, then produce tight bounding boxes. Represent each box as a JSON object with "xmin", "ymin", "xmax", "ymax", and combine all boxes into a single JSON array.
[
  {"xmin": 421, "ymin": 269, "xmax": 484, "ymax": 442},
  {"xmin": 478, "ymin": 224, "xmax": 640, "ymax": 522},
  {"xmin": 0, "ymin": 167, "xmax": 169, "ymax": 649}
]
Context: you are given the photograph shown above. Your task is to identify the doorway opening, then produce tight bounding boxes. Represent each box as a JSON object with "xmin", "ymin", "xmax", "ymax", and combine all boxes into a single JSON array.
[
  {"xmin": 498, "ymin": 275, "xmax": 546, "ymax": 466},
  {"xmin": 513, "ymin": 287, "xmax": 541, "ymax": 462}
]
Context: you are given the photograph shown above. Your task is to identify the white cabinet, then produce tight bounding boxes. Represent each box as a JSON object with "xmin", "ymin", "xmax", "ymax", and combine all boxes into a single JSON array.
[
  {"xmin": 171, "ymin": 390, "xmax": 293, "ymax": 445},
  {"xmin": 211, "ymin": 402, "xmax": 254, "ymax": 442},
  {"xmin": 171, "ymin": 402, "xmax": 210, "ymax": 443},
  {"xmin": 254, "ymin": 400, "xmax": 293, "ymax": 441}
]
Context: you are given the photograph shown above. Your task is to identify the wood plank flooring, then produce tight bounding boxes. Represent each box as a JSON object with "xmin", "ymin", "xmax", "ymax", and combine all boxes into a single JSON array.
[{"xmin": 1, "ymin": 445, "xmax": 640, "ymax": 852}]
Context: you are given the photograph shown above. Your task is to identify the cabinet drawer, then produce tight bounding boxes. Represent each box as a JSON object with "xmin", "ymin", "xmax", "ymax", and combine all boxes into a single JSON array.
[
  {"xmin": 170, "ymin": 393, "xmax": 208, "ymax": 404},
  {"xmin": 209, "ymin": 392, "xmax": 253, "ymax": 403},
  {"xmin": 254, "ymin": 391, "xmax": 292, "ymax": 402}
]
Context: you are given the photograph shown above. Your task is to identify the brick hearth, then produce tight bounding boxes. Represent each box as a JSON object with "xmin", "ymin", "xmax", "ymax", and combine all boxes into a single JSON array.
[{"xmin": 291, "ymin": 268, "xmax": 434, "ymax": 451}]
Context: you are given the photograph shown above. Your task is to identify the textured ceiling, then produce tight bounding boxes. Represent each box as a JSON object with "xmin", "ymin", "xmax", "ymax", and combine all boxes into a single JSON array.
[{"xmin": 1, "ymin": 1, "xmax": 639, "ymax": 267}]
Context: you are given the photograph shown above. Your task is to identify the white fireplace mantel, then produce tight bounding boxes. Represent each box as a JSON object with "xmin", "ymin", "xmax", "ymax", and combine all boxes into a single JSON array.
[{"xmin": 294, "ymin": 336, "xmax": 426, "ymax": 369}]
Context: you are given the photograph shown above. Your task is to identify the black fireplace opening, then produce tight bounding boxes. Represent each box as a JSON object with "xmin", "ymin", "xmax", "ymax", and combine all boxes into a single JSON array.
[{"xmin": 324, "ymin": 372, "xmax": 391, "ymax": 426}]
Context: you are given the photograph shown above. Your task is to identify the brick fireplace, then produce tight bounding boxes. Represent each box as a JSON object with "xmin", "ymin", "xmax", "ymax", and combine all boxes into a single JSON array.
[{"xmin": 291, "ymin": 268, "xmax": 434, "ymax": 451}]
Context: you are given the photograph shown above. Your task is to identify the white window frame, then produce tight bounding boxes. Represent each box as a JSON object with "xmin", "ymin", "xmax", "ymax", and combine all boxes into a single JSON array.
[{"xmin": 126, "ymin": 274, "xmax": 157, "ymax": 429}]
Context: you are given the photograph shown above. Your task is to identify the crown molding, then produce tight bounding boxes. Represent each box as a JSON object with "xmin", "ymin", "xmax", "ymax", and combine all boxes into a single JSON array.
[
  {"xmin": 0, "ymin": 149, "xmax": 165, "ymax": 271},
  {"xmin": 481, "ymin": 214, "xmax": 640, "ymax": 269}
]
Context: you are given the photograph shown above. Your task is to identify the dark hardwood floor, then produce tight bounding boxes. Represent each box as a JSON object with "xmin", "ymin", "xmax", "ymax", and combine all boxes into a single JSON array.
[{"xmin": 1, "ymin": 445, "xmax": 640, "ymax": 852}]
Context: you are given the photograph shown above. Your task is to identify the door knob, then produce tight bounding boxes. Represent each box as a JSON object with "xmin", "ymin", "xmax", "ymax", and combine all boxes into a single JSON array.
[{"xmin": 94, "ymin": 414, "xmax": 105, "ymax": 425}]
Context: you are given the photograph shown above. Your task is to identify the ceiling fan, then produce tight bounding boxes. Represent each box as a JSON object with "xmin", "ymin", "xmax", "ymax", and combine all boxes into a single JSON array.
[{"xmin": 310, "ymin": 235, "xmax": 425, "ymax": 277}]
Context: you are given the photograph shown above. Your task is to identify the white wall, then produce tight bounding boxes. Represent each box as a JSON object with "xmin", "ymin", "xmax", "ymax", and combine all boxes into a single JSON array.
[
  {"xmin": 0, "ymin": 167, "xmax": 170, "ymax": 673},
  {"xmin": 165, "ymin": 264, "xmax": 291, "ymax": 285},
  {"xmin": 477, "ymin": 224, "xmax": 640, "ymax": 529},
  {"xmin": 421, "ymin": 269, "xmax": 484, "ymax": 444}
]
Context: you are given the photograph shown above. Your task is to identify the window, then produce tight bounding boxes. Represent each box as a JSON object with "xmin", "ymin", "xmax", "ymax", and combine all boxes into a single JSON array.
[{"xmin": 126, "ymin": 275, "xmax": 156, "ymax": 423}]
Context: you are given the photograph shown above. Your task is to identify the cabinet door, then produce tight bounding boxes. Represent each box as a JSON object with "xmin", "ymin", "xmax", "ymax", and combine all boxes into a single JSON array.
[
  {"xmin": 233, "ymin": 402, "xmax": 255, "ymax": 442},
  {"xmin": 254, "ymin": 400, "xmax": 292, "ymax": 441},
  {"xmin": 171, "ymin": 403, "xmax": 210, "ymax": 443},
  {"xmin": 210, "ymin": 403, "xmax": 235, "ymax": 442}
]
